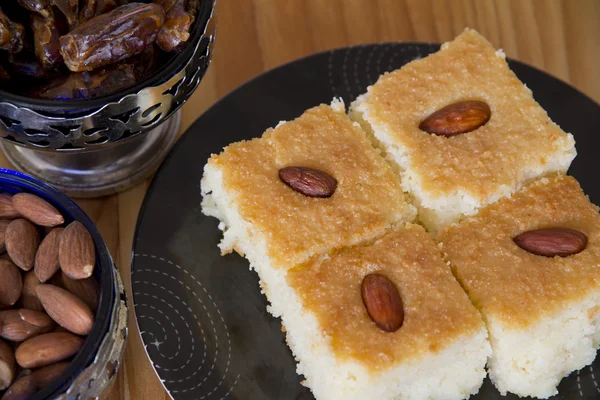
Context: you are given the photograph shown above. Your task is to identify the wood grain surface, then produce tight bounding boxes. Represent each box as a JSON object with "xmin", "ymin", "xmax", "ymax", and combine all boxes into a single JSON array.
[{"xmin": 4, "ymin": 1, "xmax": 600, "ymax": 399}]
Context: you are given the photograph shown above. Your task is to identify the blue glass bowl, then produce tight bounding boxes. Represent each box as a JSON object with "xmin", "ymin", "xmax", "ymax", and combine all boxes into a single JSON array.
[{"xmin": 0, "ymin": 169, "xmax": 116, "ymax": 399}]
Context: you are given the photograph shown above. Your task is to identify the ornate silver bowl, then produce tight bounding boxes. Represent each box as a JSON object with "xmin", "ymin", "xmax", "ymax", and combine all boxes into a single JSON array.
[{"xmin": 0, "ymin": 0, "xmax": 217, "ymax": 197}]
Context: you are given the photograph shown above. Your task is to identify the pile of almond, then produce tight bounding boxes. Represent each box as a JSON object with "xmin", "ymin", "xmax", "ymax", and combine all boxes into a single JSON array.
[{"xmin": 0, "ymin": 192, "xmax": 99, "ymax": 400}]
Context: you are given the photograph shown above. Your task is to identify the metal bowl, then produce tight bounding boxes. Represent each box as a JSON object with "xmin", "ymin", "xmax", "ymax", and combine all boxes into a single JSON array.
[
  {"xmin": 0, "ymin": 169, "xmax": 127, "ymax": 400},
  {"xmin": 0, "ymin": 1, "xmax": 218, "ymax": 197},
  {"xmin": 0, "ymin": 0, "xmax": 216, "ymax": 150}
]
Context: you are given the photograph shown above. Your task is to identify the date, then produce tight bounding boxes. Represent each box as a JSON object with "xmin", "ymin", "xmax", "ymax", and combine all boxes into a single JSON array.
[
  {"xmin": 34, "ymin": 63, "xmax": 137, "ymax": 99},
  {"xmin": 17, "ymin": 0, "xmax": 51, "ymax": 18},
  {"xmin": 156, "ymin": 0, "xmax": 193, "ymax": 52},
  {"xmin": 132, "ymin": 45, "xmax": 159, "ymax": 80},
  {"xmin": 153, "ymin": 0, "xmax": 177, "ymax": 13},
  {"xmin": 52, "ymin": 0, "xmax": 78, "ymax": 28},
  {"xmin": 0, "ymin": 64, "xmax": 9, "ymax": 81},
  {"xmin": 79, "ymin": 0, "xmax": 118, "ymax": 23},
  {"xmin": 187, "ymin": 0, "xmax": 198, "ymax": 18},
  {"xmin": 0, "ymin": 8, "xmax": 26, "ymax": 53},
  {"xmin": 59, "ymin": 3, "xmax": 165, "ymax": 72},
  {"xmin": 32, "ymin": 13, "xmax": 63, "ymax": 69},
  {"xmin": 8, "ymin": 54, "xmax": 49, "ymax": 79}
]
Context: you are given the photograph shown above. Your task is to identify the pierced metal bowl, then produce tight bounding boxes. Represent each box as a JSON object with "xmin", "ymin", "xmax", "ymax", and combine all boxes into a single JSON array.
[{"xmin": 0, "ymin": 1, "xmax": 217, "ymax": 197}]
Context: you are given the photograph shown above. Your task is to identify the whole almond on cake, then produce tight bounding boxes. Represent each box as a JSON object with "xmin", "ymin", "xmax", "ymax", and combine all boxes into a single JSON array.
[{"xmin": 513, "ymin": 227, "xmax": 587, "ymax": 257}]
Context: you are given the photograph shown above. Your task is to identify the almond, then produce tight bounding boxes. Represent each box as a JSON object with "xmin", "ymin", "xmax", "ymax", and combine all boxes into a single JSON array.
[
  {"xmin": 15, "ymin": 332, "xmax": 83, "ymax": 369},
  {"xmin": 5, "ymin": 219, "xmax": 41, "ymax": 271},
  {"xmin": 52, "ymin": 326, "xmax": 68, "ymax": 333},
  {"xmin": 0, "ymin": 339, "xmax": 15, "ymax": 390},
  {"xmin": 60, "ymin": 273, "xmax": 100, "ymax": 313},
  {"xmin": 0, "ymin": 260, "xmax": 22, "ymax": 306},
  {"xmin": 419, "ymin": 100, "xmax": 491, "ymax": 137},
  {"xmin": 0, "ymin": 195, "xmax": 19, "ymax": 219},
  {"xmin": 58, "ymin": 221, "xmax": 95, "ymax": 280},
  {"xmin": 361, "ymin": 273, "xmax": 404, "ymax": 332},
  {"xmin": 0, "ymin": 309, "xmax": 54, "ymax": 342},
  {"xmin": 0, "ymin": 220, "xmax": 10, "ymax": 253},
  {"xmin": 34, "ymin": 228, "xmax": 63, "ymax": 283},
  {"xmin": 18, "ymin": 309, "xmax": 54, "ymax": 329},
  {"xmin": 29, "ymin": 360, "xmax": 69, "ymax": 387},
  {"xmin": 20, "ymin": 272, "xmax": 44, "ymax": 312},
  {"xmin": 36, "ymin": 284, "xmax": 94, "ymax": 335},
  {"xmin": 278, "ymin": 166, "xmax": 337, "ymax": 198},
  {"xmin": 513, "ymin": 227, "xmax": 588, "ymax": 257},
  {"xmin": 48, "ymin": 270, "xmax": 64, "ymax": 288},
  {"xmin": 12, "ymin": 193, "xmax": 64, "ymax": 227},
  {"xmin": 1, "ymin": 362, "xmax": 68, "ymax": 400},
  {"xmin": 0, "ymin": 374, "xmax": 36, "ymax": 400}
]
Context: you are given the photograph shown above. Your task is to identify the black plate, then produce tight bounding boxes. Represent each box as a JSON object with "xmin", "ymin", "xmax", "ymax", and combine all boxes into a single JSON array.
[{"xmin": 131, "ymin": 43, "xmax": 600, "ymax": 400}]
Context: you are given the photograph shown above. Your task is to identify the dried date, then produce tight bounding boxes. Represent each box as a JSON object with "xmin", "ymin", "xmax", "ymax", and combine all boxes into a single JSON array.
[
  {"xmin": 153, "ymin": 0, "xmax": 177, "ymax": 13},
  {"xmin": 59, "ymin": 3, "xmax": 165, "ymax": 72},
  {"xmin": 32, "ymin": 13, "xmax": 63, "ymax": 69},
  {"xmin": 8, "ymin": 54, "xmax": 49, "ymax": 79},
  {"xmin": 52, "ymin": 0, "xmax": 78, "ymax": 28},
  {"xmin": 156, "ymin": 0, "xmax": 193, "ymax": 52},
  {"xmin": 187, "ymin": 0, "xmax": 199, "ymax": 18},
  {"xmin": 17, "ymin": 0, "xmax": 51, "ymax": 18},
  {"xmin": 79, "ymin": 0, "xmax": 118, "ymax": 23},
  {"xmin": 1, "ymin": 0, "xmax": 197, "ymax": 99},
  {"xmin": 0, "ymin": 64, "xmax": 9, "ymax": 81},
  {"xmin": 34, "ymin": 63, "xmax": 136, "ymax": 99},
  {"xmin": 0, "ymin": 8, "xmax": 26, "ymax": 53},
  {"xmin": 132, "ymin": 45, "xmax": 160, "ymax": 81}
]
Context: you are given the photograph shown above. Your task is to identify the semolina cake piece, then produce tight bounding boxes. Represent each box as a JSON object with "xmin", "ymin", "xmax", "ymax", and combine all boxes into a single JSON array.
[
  {"xmin": 438, "ymin": 174, "xmax": 600, "ymax": 398},
  {"xmin": 350, "ymin": 28, "xmax": 576, "ymax": 232},
  {"xmin": 201, "ymin": 100, "xmax": 416, "ymax": 284},
  {"xmin": 276, "ymin": 224, "xmax": 491, "ymax": 400}
]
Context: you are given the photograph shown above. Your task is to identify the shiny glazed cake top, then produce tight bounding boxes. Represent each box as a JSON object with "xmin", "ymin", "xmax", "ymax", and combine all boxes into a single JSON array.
[
  {"xmin": 438, "ymin": 174, "xmax": 600, "ymax": 328},
  {"xmin": 287, "ymin": 224, "xmax": 485, "ymax": 370},
  {"xmin": 361, "ymin": 29, "xmax": 575, "ymax": 200},
  {"xmin": 208, "ymin": 103, "xmax": 415, "ymax": 270}
]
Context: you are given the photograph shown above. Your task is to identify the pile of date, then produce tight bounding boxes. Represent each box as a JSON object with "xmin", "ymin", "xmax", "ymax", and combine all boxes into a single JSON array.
[{"xmin": 0, "ymin": 0, "xmax": 198, "ymax": 100}]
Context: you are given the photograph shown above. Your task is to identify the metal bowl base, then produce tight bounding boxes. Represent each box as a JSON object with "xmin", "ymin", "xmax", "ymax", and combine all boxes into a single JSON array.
[{"xmin": 0, "ymin": 111, "xmax": 181, "ymax": 198}]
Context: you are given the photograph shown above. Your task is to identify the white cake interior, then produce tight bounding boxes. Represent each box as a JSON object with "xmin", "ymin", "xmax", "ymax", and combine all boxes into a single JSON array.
[{"xmin": 484, "ymin": 290, "xmax": 600, "ymax": 398}]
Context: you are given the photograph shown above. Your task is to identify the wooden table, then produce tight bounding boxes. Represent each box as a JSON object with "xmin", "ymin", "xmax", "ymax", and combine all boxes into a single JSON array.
[{"xmin": 4, "ymin": 1, "xmax": 600, "ymax": 399}]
